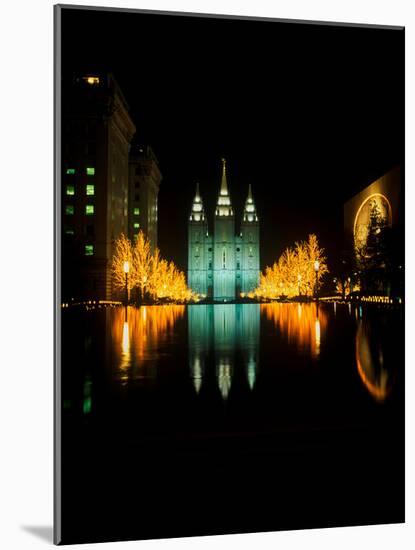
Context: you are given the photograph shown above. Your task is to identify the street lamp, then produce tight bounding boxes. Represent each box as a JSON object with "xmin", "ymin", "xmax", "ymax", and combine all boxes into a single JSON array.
[
  {"xmin": 314, "ymin": 260, "xmax": 320, "ymax": 301},
  {"xmin": 123, "ymin": 260, "xmax": 130, "ymax": 306},
  {"xmin": 297, "ymin": 273, "xmax": 302, "ymax": 299}
]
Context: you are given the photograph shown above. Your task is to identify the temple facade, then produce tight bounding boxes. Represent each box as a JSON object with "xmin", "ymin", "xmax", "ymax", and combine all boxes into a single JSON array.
[{"xmin": 188, "ymin": 159, "xmax": 260, "ymax": 301}]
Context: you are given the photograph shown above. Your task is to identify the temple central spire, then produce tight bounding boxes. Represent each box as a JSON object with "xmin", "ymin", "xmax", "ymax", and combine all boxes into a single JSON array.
[
  {"xmin": 220, "ymin": 158, "xmax": 228, "ymax": 196},
  {"xmin": 216, "ymin": 158, "xmax": 233, "ymax": 216}
]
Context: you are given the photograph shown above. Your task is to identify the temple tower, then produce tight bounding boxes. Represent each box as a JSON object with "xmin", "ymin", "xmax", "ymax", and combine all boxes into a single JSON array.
[
  {"xmin": 188, "ymin": 182, "xmax": 210, "ymax": 295},
  {"xmin": 213, "ymin": 159, "xmax": 236, "ymax": 301},
  {"xmin": 240, "ymin": 184, "xmax": 260, "ymax": 293}
]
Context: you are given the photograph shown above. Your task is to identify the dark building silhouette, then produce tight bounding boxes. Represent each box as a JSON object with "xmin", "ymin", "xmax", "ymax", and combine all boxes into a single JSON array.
[
  {"xmin": 62, "ymin": 73, "xmax": 136, "ymax": 300},
  {"xmin": 128, "ymin": 144, "xmax": 162, "ymax": 251}
]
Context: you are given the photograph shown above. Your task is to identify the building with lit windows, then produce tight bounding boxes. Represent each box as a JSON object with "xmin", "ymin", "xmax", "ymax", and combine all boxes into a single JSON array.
[
  {"xmin": 188, "ymin": 159, "xmax": 260, "ymax": 301},
  {"xmin": 128, "ymin": 144, "xmax": 162, "ymax": 251},
  {"xmin": 62, "ymin": 72, "xmax": 136, "ymax": 300}
]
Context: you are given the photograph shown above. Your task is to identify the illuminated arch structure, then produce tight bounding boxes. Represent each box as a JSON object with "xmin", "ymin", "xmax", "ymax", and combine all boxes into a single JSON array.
[{"xmin": 344, "ymin": 166, "xmax": 402, "ymax": 288}]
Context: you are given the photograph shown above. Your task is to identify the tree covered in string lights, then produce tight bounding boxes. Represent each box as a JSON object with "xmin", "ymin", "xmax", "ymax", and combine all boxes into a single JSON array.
[
  {"xmin": 112, "ymin": 231, "xmax": 197, "ymax": 303},
  {"xmin": 252, "ymin": 234, "xmax": 328, "ymax": 300}
]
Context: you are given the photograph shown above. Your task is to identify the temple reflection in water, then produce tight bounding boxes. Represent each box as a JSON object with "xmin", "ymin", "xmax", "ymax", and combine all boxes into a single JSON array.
[
  {"xmin": 189, "ymin": 304, "xmax": 260, "ymax": 399},
  {"xmin": 106, "ymin": 301, "xmax": 397, "ymax": 403}
]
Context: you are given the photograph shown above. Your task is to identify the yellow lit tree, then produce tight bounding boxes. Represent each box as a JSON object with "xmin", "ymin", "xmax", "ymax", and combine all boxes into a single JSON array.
[
  {"xmin": 111, "ymin": 233, "xmax": 137, "ymax": 293},
  {"xmin": 133, "ymin": 230, "xmax": 153, "ymax": 301},
  {"xmin": 112, "ymin": 231, "xmax": 196, "ymax": 303},
  {"xmin": 254, "ymin": 233, "xmax": 328, "ymax": 300}
]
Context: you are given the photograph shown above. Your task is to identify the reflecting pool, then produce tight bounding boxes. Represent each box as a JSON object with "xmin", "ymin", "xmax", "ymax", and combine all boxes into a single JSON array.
[{"xmin": 61, "ymin": 302, "xmax": 404, "ymax": 544}]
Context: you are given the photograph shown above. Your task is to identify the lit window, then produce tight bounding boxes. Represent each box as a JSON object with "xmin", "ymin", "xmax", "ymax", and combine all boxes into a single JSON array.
[
  {"xmin": 133, "ymin": 222, "xmax": 140, "ymax": 229},
  {"xmin": 65, "ymin": 205, "xmax": 74, "ymax": 215},
  {"xmin": 86, "ymin": 184, "xmax": 95, "ymax": 196},
  {"xmin": 83, "ymin": 76, "xmax": 100, "ymax": 85},
  {"xmin": 86, "ymin": 167, "xmax": 95, "ymax": 176},
  {"xmin": 133, "ymin": 207, "xmax": 140, "ymax": 216},
  {"xmin": 85, "ymin": 244, "xmax": 94, "ymax": 256},
  {"xmin": 65, "ymin": 229, "xmax": 74, "ymax": 235},
  {"xmin": 66, "ymin": 185, "xmax": 75, "ymax": 196},
  {"xmin": 66, "ymin": 168, "xmax": 75, "ymax": 175},
  {"xmin": 85, "ymin": 205, "xmax": 94, "ymax": 215}
]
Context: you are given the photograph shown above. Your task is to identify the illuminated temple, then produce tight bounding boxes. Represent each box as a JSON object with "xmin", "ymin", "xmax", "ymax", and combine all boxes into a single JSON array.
[{"xmin": 188, "ymin": 159, "xmax": 260, "ymax": 301}]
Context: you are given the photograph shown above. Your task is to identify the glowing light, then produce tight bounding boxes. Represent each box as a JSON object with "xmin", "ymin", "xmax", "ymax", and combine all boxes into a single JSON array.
[
  {"xmin": 123, "ymin": 260, "xmax": 130, "ymax": 274},
  {"xmin": 122, "ymin": 321, "xmax": 129, "ymax": 353},
  {"xmin": 254, "ymin": 234, "xmax": 328, "ymax": 300},
  {"xmin": 66, "ymin": 168, "xmax": 75, "ymax": 175},
  {"xmin": 262, "ymin": 302, "xmax": 326, "ymax": 359},
  {"xmin": 218, "ymin": 360, "xmax": 232, "ymax": 400},
  {"xmin": 315, "ymin": 318, "xmax": 321, "ymax": 357},
  {"xmin": 247, "ymin": 358, "xmax": 256, "ymax": 390},
  {"xmin": 84, "ymin": 76, "xmax": 100, "ymax": 85},
  {"xmin": 113, "ymin": 231, "xmax": 196, "ymax": 302},
  {"xmin": 353, "ymin": 193, "xmax": 392, "ymax": 258},
  {"xmin": 355, "ymin": 321, "xmax": 391, "ymax": 401}
]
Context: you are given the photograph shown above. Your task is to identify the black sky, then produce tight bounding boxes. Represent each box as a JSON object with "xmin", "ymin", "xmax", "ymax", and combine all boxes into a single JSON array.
[{"xmin": 61, "ymin": 7, "xmax": 404, "ymax": 272}]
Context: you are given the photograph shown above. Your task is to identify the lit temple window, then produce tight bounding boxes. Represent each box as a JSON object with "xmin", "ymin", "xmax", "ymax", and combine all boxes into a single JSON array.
[
  {"xmin": 133, "ymin": 222, "xmax": 140, "ymax": 229},
  {"xmin": 133, "ymin": 207, "xmax": 140, "ymax": 216},
  {"xmin": 86, "ymin": 167, "xmax": 95, "ymax": 176},
  {"xmin": 85, "ymin": 244, "xmax": 94, "ymax": 256},
  {"xmin": 65, "ymin": 205, "xmax": 74, "ymax": 215},
  {"xmin": 66, "ymin": 184, "xmax": 75, "ymax": 196},
  {"xmin": 86, "ymin": 184, "xmax": 95, "ymax": 196},
  {"xmin": 85, "ymin": 205, "xmax": 94, "ymax": 215},
  {"xmin": 66, "ymin": 168, "xmax": 75, "ymax": 175}
]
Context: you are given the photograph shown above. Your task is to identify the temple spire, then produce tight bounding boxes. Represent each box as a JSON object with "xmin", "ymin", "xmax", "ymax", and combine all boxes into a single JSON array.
[
  {"xmin": 247, "ymin": 184, "xmax": 253, "ymax": 202},
  {"xmin": 220, "ymin": 158, "xmax": 228, "ymax": 196},
  {"xmin": 243, "ymin": 184, "xmax": 258, "ymax": 222},
  {"xmin": 216, "ymin": 158, "xmax": 233, "ymax": 216},
  {"xmin": 190, "ymin": 182, "xmax": 205, "ymax": 222}
]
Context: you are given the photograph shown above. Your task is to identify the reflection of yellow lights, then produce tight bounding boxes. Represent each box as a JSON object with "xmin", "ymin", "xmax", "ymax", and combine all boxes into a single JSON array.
[
  {"xmin": 112, "ymin": 305, "xmax": 185, "ymax": 366},
  {"xmin": 315, "ymin": 318, "xmax": 321, "ymax": 357},
  {"xmin": 355, "ymin": 322, "xmax": 390, "ymax": 401},
  {"xmin": 122, "ymin": 321, "xmax": 129, "ymax": 353},
  {"xmin": 261, "ymin": 303, "xmax": 326, "ymax": 358}
]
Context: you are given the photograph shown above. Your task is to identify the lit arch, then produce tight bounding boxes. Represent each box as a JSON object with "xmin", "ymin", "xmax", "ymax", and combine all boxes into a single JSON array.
[{"xmin": 353, "ymin": 193, "xmax": 392, "ymax": 255}]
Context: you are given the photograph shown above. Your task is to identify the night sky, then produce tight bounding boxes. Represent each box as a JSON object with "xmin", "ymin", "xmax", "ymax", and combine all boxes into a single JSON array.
[{"xmin": 61, "ymin": 7, "xmax": 404, "ymax": 272}]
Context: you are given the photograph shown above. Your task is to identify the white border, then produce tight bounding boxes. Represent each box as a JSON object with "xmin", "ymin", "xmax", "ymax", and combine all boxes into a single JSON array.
[{"xmin": 0, "ymin": 1, "xmax": 413, "ymax": 548}]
